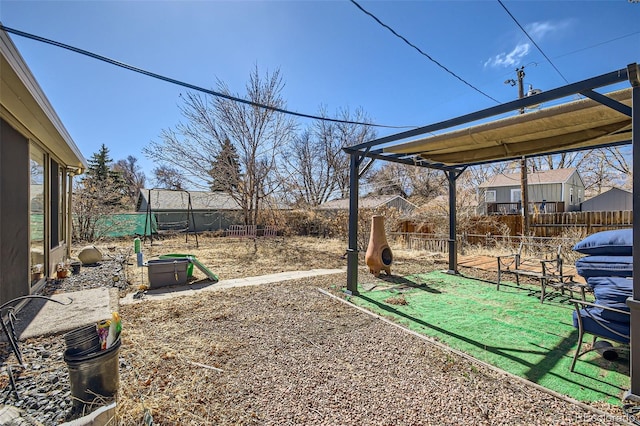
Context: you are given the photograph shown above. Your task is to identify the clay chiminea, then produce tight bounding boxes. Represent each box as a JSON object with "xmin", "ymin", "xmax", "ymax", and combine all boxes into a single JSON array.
[{"xmin": 365, "ymin": 215, "xmax": 393, "ymax": 277}]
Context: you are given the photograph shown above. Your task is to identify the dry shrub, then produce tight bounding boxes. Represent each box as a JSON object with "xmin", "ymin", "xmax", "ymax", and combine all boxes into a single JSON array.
[
  {"xmin": 384, "ymin": 295, "xmax": 408, "ymax": 305},
  {"xmin": 274, "ymin": 207, "xmax": 404, "ymax": 251}
]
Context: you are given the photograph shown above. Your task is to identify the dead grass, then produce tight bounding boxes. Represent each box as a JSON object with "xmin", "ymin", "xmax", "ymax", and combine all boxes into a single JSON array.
[
  {"xmin": 95, "ymin": 235, "xmax": 616, "ymax": 424},
  {"xmin": 106, "ymin": 234, "xmax": 447, "ymax": 292},
  {"xmin": 122, "ymin": 235, "xmax": 348, "ymax": 288}
]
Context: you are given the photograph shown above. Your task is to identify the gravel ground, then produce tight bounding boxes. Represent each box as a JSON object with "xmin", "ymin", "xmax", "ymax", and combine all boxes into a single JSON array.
[
  {"xmin": 0, "ymin": 253, "xmax": 129, "ymax": 425},
  {"xmin": 117, "ymin": 275, "xmax": 632, "ymax": 426},
  {"xmin": 0, "ymin": 241, "xmax": 635, "ymax": 425}
]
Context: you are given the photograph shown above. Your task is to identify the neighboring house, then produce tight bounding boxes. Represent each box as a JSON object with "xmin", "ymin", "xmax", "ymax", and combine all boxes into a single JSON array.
[
  {"xmin": 478, "ymin": 168, "xmax": 585, "ymax": 215},
  {"xmin": 318, "ymin": 195, "xmax": 417, "ymax": 214},
  {"xmin": 136, "ymin": 189, "xmax": 243, "ymax": 233},
  {"xmin": 581, "ymin": 187, "xmax": 632, "ymax": 212},
  {"xmin": 1, "ymin": 30, "xmax": 87, "ymax": 306},
  {"xmin": 416, "ymin": 194, "xmax": 478, "ymax": 216}
]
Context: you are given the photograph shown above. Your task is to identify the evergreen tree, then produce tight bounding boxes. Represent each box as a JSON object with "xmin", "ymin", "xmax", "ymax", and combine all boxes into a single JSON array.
[
  {"xmin": 82, "ymin": 144, "xmax": 126, "ymax": 206},
  {"xmin": 73, "ymin": 144, "xmax": 128, "ymax": 240},
  {"xmin": 210, "ymin": 138, "xmax": 241, "ymax": 192}
]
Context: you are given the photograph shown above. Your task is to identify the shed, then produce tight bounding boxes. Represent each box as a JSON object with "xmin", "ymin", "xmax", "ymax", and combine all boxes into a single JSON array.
[
  {"xmin": 136, "ymin": 189, "xmax": 243, "ymax": 233},
  {"xmin": 581, "ymin": 187, "xmax": 632, "ymax": 212},
  {"xmin": 1, "ymin": 29, "xmax": 87, "ymax": 305}
]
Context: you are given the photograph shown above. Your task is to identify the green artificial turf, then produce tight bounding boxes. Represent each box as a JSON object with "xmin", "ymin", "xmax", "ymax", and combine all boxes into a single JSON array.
[{"xmin": 348, "ymin": 271, "xmax": 629, "ymax": 405}]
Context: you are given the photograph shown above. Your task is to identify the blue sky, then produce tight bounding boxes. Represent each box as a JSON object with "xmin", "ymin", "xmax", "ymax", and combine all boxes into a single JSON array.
[{"xmin": 1, "ymin": 1, "xmax": 638, "ymax": 178}]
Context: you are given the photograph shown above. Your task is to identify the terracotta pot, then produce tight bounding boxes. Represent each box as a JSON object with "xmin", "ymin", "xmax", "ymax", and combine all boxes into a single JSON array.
[{"xmin": 365, "ymin": 215, "xmax": 393, "ymax": 277}]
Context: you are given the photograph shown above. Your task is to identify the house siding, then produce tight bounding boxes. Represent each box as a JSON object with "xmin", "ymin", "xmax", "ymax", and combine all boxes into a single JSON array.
[
  {"xmin": 0, "ymin": 119, "xmax": 30, "ymax": 305},
  {"xmin": 582, "ymin": 188, "xmax": 633, "ymax": 211},
  {"xmin": 564, "ymin": 172, "xmax": 584, "ymax": 212},
  {"xmin": 528, "ymin": 183, "xmax": 561, "ymax": 203}
]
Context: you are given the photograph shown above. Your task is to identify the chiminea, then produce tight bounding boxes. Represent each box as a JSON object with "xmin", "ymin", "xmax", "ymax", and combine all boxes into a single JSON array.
[{"xmin": 365, "ymin": 215, "xmax": 393, "ymax": 277}]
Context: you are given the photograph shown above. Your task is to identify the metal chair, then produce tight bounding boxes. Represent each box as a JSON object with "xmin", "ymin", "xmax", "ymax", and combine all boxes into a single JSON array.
[{"xmin": 570, "ymin": 298, "xmax": 630, "ymax": 372}]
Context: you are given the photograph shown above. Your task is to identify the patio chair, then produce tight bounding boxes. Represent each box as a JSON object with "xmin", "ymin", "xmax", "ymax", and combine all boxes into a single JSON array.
[
  {"xmin": 570, "ymin": 298, "xmax": 630, "ymax": 372},
  {"xmin": 540, "ymin": 259, "xmax": 588, "ymax": 303}
]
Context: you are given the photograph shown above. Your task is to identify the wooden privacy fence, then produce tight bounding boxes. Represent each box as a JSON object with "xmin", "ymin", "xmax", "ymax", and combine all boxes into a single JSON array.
[
  {"xmin": 437, "ymin": 211, "xmax": 632, "ymax": 239},
  {"xmin": 530, "ymin": 210, "xmax": 632, "ymax": 237}
]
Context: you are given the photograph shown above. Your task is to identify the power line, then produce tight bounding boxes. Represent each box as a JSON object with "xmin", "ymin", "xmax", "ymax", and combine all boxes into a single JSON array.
[
  {"xmin": 349, "ymin": 0, "xmax": 501, "ymax": 104},
  {"xmin": 554, "ymin": 30, "xmax": 640, "ymax": 60},
  {"xmin": 0, "ymin": 24, "xmax": 416, "ymax": 130},
  {"xmin": 497, "ymin": 0, "xmax": 569, "ymax": 84}
]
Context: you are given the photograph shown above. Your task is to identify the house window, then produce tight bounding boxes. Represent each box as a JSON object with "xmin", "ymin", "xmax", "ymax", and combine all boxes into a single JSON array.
[
  {"xmin": 50, "ymin": 160, "xmax": 66, "ymax": 248},
  {"xmin": 485, "ymin": 190, "xmax": 496, "ymax": 202},
  {"xmin": 570, "ymin": 187, "xmax": 574, "ymax": 204},
  {"xmin": 50, "ymin": 160, "xmax": 59, "ymax": 248},
  {"xmin": 30, "ymin": 144, "xmax": 46, "ymax": 285}
]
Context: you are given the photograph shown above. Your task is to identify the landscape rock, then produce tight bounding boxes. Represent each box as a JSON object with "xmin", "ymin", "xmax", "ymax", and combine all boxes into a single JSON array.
[{"xmin": 76, "ymin": 246, "xmax": 103, "ymax": 265}]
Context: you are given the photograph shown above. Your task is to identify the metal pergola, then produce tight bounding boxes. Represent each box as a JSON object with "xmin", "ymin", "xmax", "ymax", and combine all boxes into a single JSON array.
[{"xmin": 343, "ymin": 63, "xmax": 639, "ymax": 398}]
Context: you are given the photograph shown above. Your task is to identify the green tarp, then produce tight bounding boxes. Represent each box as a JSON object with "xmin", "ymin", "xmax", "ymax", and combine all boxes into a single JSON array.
[
  {"xmin": 95, "ymin": 213, "xmax": 157, "ymax": 238},
  {"xmin": 32, "ymin": 213, "xmax": 158, "ymax": 240}
]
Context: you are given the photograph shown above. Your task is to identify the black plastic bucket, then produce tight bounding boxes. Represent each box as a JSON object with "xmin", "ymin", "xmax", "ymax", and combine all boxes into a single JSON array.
[
  {"xmin": 64, "ymin": 337, "xmax": 121, "ymax": 409},
  {"xmin": 64, "ymin": 324, "xmax": 100, "ymax": 356}
]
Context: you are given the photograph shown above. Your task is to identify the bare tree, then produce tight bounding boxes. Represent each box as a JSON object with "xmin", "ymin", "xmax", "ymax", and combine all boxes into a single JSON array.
[
  {"xmin": 145, "ymin": 66, "xmax": 296, "ymax": 225},
  {"xmin": 153, "ymin": 165, "xmax": 186, "ymax": 190},
  {"xmin": 332, "ymin": 108, "xmax": 378, "ymax": 198},
  {"xmin": 407, "ymin": 167, "xmax": 448, "ymax": 202},
  {"xmin": 363, "ymin": 163, "xmax": 451, "ymax": 203},
  {"xmin": 282, "ymin": 129, "xmax": 335, "ymax": 206},
  {"xmin": 363, "ymin": 163, "xmax": 412, "ymax": 198},
  {"xmin": 114, "ymin": 155, "xmax": 146, "ymax": 208},
  {"xmin": 282, "ymin": 107, "xmax": 377, "ymax": 206}
]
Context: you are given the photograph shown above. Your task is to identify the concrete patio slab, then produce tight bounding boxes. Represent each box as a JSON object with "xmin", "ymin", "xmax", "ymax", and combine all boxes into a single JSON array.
[{"xmin": 14, "ymin": 287, "xmax": 119, "ymax": 340}]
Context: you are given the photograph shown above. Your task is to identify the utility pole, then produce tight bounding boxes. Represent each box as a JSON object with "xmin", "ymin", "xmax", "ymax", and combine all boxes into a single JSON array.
[
  {"xmin": 506, "ymin": 66, "xmax": 530, "ymax": 235},
  {"xmin": 516, "ymin": 67, "xmax": 530, "ymax": 236}
]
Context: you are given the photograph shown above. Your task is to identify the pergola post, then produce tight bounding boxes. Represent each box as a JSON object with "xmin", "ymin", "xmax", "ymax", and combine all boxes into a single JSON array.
[
  {"xmin": 626, "ymin": 63, "xmax": 640, "ymax": 400},
  {"xmin": 447, "ymin": 170, "xmax": 458, "ymax": 275},
  {"xmin": 346, "ymin": 153, "xmax": 359, "ymax": 295}
]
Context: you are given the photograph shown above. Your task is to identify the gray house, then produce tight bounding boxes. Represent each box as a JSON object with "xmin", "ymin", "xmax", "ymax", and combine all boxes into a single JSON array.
[
  {"xmin": 318, "ymin": 195, "xmax": 417, "ymax": 214},
  {"xmin": 478, "ymin": 168, "xmax": 585, "ymax": 215},
  {"xmin": 1, "ymin": 29, "xmax": 87, "ymax": 305},
  {"xmin": 581, "ymin": 187, "xmax": 632, "ymax": 212},
  {"xmin": 136, "ymin": 189, "xmax": 243, "ymax": 233}
]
